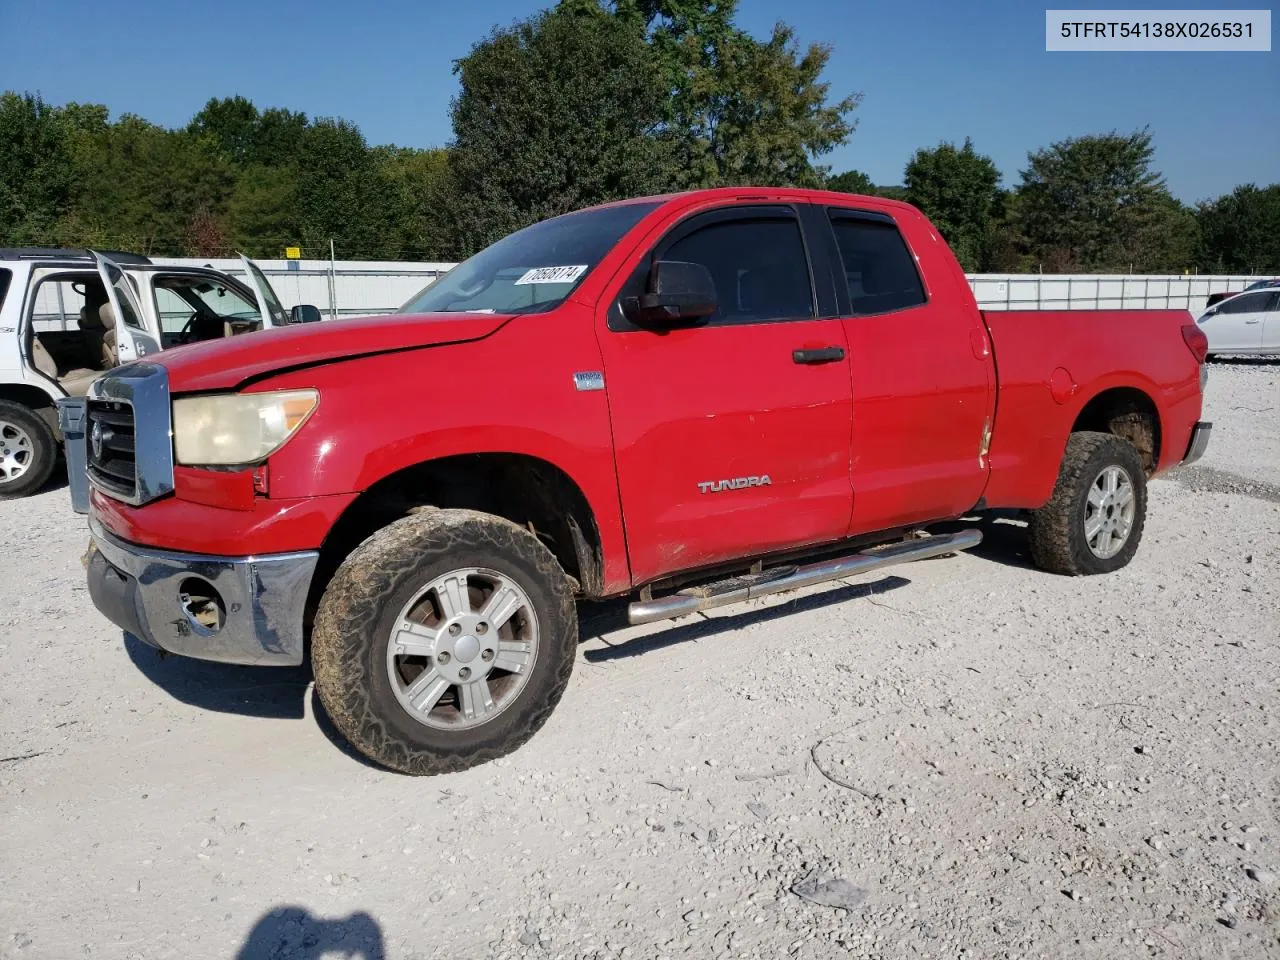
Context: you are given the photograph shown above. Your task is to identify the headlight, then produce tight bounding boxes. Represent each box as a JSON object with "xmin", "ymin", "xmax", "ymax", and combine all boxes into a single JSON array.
[{"xmin": 172, "ymin": 389, "xmax": 318, "ymax": 466}]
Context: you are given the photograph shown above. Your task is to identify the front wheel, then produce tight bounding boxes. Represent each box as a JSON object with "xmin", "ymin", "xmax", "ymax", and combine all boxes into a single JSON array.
[
  {"xmin": 1028, "ymin": 431, "xmax": 1147, "ymax": 576},
  {"xmin": 311, "ymin": 508, "xmax": 578, "ymax": 775},
  {"xmin": 0, "ymin": 401, "xmax": 58, "ymax": 500}
]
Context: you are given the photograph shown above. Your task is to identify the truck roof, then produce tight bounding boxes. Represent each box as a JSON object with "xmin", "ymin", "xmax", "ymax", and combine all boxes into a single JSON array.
[{"xmin": 0, "ymin": 247, "xmax": 153, "ymax": 265}]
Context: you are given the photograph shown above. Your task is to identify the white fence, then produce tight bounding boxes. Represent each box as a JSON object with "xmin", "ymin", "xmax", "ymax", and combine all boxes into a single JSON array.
[
  {"xmin": 150, "ymin": 257, "xmax": 454, "ymax": 319},
  {"xmin": 37, "ymin": 256, "xmax": 1278, "ymax": 323},
  {"xmin": 968, "ymin": 273, "xmax": 1277, "ymax": 314}
]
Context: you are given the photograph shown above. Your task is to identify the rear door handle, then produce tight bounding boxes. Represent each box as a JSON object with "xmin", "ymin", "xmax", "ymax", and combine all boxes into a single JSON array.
[{"xmin": 792, "ymin": 346, "xmax": 845, "ymax": 365}]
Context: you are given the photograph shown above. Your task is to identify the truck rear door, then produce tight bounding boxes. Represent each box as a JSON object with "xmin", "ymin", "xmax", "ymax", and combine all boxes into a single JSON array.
[
  {"xmin": 597, "ymin": 202, "xmax": 854, "ymax": 584},
  {"xmin": 816, "ymin": 204, "xmax": 996, "ymax": 533},
  {"xmin": 91, "ymin": 252, "xmax": 161, "ymax": 363}
]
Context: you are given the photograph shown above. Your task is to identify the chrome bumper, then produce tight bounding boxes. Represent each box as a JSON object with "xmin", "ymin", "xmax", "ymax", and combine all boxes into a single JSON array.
[
  {"xmin": 1182, "ymin": 421, "xmax": 1212, "ymax": 466},
  {"xmin": 86, "ymin": 515, "xmax": 319, "ymax": 666}
]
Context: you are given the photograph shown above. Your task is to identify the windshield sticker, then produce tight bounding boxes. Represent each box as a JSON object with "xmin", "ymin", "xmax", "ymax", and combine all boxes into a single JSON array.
[{"xmin": 513, "ymin": 265, "xmax": 588, "ymax": 285}]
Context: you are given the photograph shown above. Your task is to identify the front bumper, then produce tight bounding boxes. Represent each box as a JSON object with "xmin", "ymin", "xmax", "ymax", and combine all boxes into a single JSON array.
[
  {"xmin": 86, "ymin": 515, "xmax": 319, "ymax": 666},
  {"xmin": 1182, "ymin": 420, "xmax": 1212, "ymax": 466}
]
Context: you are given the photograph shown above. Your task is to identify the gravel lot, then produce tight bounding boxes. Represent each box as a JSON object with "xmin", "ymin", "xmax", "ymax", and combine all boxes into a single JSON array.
[{"xmin": 1, "ymin": 360, "xmax": 1277, "ymax": 960}]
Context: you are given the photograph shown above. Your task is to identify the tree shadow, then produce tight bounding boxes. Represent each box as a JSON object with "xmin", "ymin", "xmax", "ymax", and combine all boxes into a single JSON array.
[
  {"xmin": 236, "ymin": 906, "xmax": 384, "ymax": 959},
  {"xmin": 579, "ymin": 574, "xmax": 912, "ymax": 663},
  {"xmin": 123, "ymin": 632, "xmax": 312, "ymax": 720}
]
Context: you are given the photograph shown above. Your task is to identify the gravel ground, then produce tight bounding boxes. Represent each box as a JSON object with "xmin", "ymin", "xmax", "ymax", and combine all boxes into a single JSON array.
[{"xmin": 1, "ymin": 360, "xmax": 1276, "ymax": 960}]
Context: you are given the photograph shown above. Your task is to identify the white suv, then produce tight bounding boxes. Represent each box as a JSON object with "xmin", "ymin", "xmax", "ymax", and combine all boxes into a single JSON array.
[{"xmin": 0, "ymin": 248, "xmax": 318, "ymax": 498}]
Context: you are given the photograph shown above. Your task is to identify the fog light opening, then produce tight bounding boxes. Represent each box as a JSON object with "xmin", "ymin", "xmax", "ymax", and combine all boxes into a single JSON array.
[{"xmin": 179, "ymin": 578, "xmax": 226, "ymax": 634}]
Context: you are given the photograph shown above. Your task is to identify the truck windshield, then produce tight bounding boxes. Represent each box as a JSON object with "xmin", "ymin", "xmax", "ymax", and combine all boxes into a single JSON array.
[{"xmin": 397, "ymin": 201, "xmax": 661, "ymax": 315}]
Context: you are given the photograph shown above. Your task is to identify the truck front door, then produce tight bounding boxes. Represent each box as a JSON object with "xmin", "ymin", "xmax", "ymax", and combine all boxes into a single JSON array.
[
  {"xmin": 820, "ymin": 205, "xmax": 996, "ymax": 533},
  {"xmin": 597, "ymin": 203, "xmax": 854, "ymax": 585}
]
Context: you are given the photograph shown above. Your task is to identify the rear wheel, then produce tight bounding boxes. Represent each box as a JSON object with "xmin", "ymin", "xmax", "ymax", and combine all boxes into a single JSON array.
[
  {"xmin": 0, "ymin": 401, "xmax": 57, "ymax": 500},
  {"xmin": 1028, "ymin": 431, "xmax": 1147, "ymax": 576},
  {"xmin": 311, "ymin": 508, "xmax": 578, "ymax": 775}
]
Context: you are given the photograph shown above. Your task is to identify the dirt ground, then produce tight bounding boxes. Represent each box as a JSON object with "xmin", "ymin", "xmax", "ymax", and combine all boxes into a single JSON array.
[{"xmin": 1, "ymin": 360, "xmax": 1277, "ymax": 960}]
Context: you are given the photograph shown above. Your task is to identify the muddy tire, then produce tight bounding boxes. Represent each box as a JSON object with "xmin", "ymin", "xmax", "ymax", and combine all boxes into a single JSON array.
[
  {"xmin": 1028, "ymin": 431, "xmax": 1147, "ymax": 576},
  {"xmin": 311, "ymin": 508, "xmax": 578, "ymax": 775},
  {"xmin": 0, "ymin": 401, "xmax": 57, "ymax": 500}
]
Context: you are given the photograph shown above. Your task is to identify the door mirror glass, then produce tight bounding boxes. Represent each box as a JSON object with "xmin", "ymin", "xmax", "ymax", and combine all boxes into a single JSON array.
[
  {"xmin": 622, "ymin": 260, "xmax": 717, "ymax": 327},
  {"xmin": 290, "ymin": 304, "xmax": 323, "ymax": 324}
]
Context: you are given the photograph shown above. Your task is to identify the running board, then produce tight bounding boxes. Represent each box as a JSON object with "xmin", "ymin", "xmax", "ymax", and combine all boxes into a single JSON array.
[{"xmin": 626, "ymin": 529, "xmax": 983, "ymax": 626}]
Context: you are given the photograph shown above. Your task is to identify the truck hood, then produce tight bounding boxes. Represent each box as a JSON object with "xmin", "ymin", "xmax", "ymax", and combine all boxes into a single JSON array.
[{"xmin": 151, "ymin": 312, "xmax": 515, "ymax": 393}]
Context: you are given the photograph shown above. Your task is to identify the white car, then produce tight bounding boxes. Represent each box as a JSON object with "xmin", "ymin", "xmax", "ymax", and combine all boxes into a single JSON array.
[
  {"xmin": 0, "ymin": 248, "xmax": 319, "ymax": 499},
  {"xmin": 1195, "ymin": 287, "xmax": 1280, "ymax": 357}
]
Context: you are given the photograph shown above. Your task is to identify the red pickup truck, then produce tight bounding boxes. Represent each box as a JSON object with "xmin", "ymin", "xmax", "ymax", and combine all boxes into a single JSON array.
[{"xmin": 64, "ymin": 187, "xmax": 1212, "ymax": 775}]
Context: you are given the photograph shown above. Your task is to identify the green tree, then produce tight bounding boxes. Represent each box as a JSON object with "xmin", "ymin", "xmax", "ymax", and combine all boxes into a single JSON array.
[
  {"xmin": 373, "ymin": 146, "xmax": 452, "ymax": 260},
  {"xmin": 227, "ymin": 164, "xmax": 299, "ymax": 256},
  {"xmin": 825, "ymin": 169, "xmax": 875, "ymax": 195},
  {"xmin": 71, "ymin": 116, "xmax": 235, "ymax": 254},
  {"xmin": 188, "ymin": 96, "xmax": 261, "ymax": 164},
  {"xmin": 1197, "ymin": 184, "xmax": 1280, "ymax": 273},
  {"xmin": 616, "ymin": 0, "xmax": 861, "ymax": 187},
  {"xmin": 1012, "ymin": 128, "xmax": 1187, "ymax": 272},
  {"xmin": 441, "ymin": 5, "xmax": 679, "ymax": 257},
  {"xmin": 293, "ymin": 118, "xmax": 398, "ymax": 258},
  {"xmin": 190, "ymin": 97, "xmax": 309, "ymax": 168},
  {"xmin": 904, "ymin": 138, "xmax": 1001, "ymax": 271},
  {"xmin": 0, "ymin": 92, "xmax": 75, "ymax": 244}
]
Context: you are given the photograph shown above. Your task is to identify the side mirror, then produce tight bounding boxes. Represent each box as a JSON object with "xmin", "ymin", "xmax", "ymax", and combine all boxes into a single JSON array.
[
  {"xmin": 622, "ymin": 260, "xmax": 716, "ymax": 327},
  {"xmin": 289, "ymin": 304, "xmax": 323, "ymax": 324}
]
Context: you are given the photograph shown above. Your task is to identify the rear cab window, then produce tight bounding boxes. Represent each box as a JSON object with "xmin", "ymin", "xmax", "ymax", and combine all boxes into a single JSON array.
[
  {"xmin": 826, "ymin": 209, "xmax": 927, "ymax": 316},
  {"xmin": 0, "ymin": 269, "xmax": 11, "ymax": 314}
]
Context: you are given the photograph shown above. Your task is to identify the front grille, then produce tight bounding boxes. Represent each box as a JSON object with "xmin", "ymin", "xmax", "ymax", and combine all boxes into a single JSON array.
[
  {"xmin": 84, "ymin": 363, "xmax": 174, "ymax": 506},
  {"xmin": 86, "ymin": 400, "xmax": 137, "ymax": 499}
]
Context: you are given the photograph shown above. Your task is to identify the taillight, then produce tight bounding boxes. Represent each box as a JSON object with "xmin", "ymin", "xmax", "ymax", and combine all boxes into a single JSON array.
[{"xmin": 1181, "ymin": 324, "xmax": 1208, "ymax": 364}]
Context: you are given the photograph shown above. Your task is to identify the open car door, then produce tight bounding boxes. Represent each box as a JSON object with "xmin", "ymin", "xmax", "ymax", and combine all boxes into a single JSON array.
[
  {"xmin": 238, "ymin": 254, "xmax": 290, "ymax": 329},
  {"xmin": 91, "ymin": 251, "xmax": 161, "ymax": 363}
]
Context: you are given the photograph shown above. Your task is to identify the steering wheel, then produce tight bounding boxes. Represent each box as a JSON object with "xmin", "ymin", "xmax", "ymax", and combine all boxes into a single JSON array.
[{"xmin": 176, "ymin": 314, "xmax": 199, "ymax": 345}]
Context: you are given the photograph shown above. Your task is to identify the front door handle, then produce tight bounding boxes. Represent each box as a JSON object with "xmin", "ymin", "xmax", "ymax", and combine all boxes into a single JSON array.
[{"xmin": 792, "ymin": 346, "xmax": 845, "ymax": 365}]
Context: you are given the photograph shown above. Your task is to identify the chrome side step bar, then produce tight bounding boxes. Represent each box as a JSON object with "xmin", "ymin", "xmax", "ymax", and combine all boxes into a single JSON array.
[{"xmin": 626, "ymin": 529, "xmax": 983, "ymax": 626}]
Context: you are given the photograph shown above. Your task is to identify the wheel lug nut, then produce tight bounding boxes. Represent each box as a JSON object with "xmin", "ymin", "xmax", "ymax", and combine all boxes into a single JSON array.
[
  {"xmin": 481, "ymin": 649, "xmax": 494, "ymax": 663},
  {"xmin": 458, "ymin": 666, "xmax": 471, "ymax": 680},
  {"xmin": 448, "ymin": 623, "xmax": 461, "ymax": 637},
  {"xmin": 476, "ymin": 622, "xmax": 488, "ymax": 635},
  {"xmin": 437, "ymin": 651, "xmax": 451, "ymax": 664}
]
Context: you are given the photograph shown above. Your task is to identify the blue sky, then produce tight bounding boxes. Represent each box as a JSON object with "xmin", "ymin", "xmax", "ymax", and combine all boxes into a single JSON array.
[{"xmin": 1, "ymin": 0, "xmax": 1275, "ymax": 203}]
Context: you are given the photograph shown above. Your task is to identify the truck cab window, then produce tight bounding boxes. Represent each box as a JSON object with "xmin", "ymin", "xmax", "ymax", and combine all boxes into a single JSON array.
[
  {"xmin": 828, "ymin": 214, "xmax": 927, "ymax": 315},
  {"xmin": 660, "ymin": 217, "xmax": 815, "ymax": 325}
]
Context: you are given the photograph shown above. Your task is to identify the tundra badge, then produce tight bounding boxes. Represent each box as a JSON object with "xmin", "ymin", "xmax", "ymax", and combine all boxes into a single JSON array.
[{"xmin": 697, "ymin": 475, "xmax": 772, "ymax": 494}]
